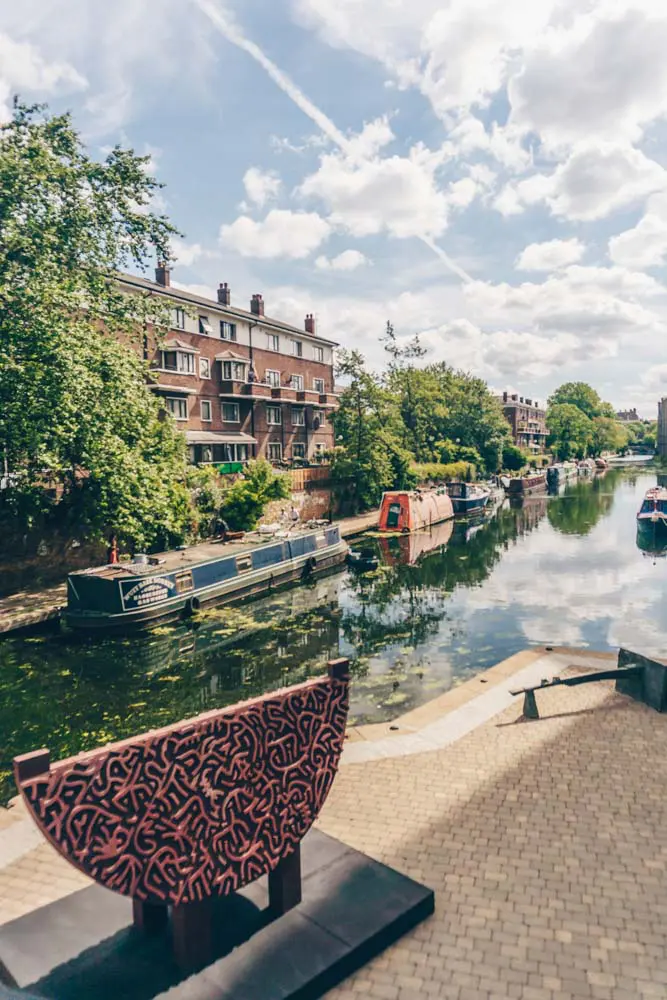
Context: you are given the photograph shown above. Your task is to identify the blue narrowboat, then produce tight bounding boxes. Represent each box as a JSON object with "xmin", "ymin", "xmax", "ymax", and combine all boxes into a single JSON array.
[
  {"xmin": 446, "ymin": 481, "xmax": 491, "ymax": 515},
  {"xmin": 65, "ymin": 525, "xmax": 348, "ymax": 632},
  {"xmin": 636, "ymin": 487, "xmax": 667, "ymax": 549}
]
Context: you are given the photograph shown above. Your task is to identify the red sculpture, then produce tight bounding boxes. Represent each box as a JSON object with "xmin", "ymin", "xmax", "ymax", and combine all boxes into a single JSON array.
[{"xmin": 14, "ymin": 660, "xmax": 350, "ymax": 969}]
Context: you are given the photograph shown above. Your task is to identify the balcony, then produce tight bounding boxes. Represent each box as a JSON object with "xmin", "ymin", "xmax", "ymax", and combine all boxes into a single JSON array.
[
  {"xmin": 271, "ymin": 385, "xmax": 298, "ymax": 402},
  {"xmin": 318, "ymin": 393, "xmax": 338, "ymax": 407},
  {"xmin": 296, "ymin": 389, "xmax": 321, "ymax": 404},
  {"xmin": 219, "ymin": 379, "xmax": 273, "ymax": 399}
]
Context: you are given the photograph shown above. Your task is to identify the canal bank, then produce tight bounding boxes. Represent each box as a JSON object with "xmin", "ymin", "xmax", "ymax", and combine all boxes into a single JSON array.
[{"xmin": 3, "ymin": 645, "xmax": 667, "ymax": 1000}]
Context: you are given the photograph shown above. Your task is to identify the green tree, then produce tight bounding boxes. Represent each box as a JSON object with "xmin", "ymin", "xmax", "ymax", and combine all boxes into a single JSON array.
[
  {"xmin": 589, "ymin": 416, "xmax": 628, "ymax": 457},
  {"xmin": 0, "ymin": 101, "xmax": 191, "ymax": 550},
  {"xmin": 548, "ymin": 382, "xmax": 610, "ymax": 420},
  {"xmin": 427, "ymin": 363, "xmax": 510, "ymax": 473},
  {"xmin": 218, "ymin": 460, "xmax": 291, "ymax": 531},
  {"xmin": 502, "ymin": 443, "xmax": 526, "ymax": 471},
  {"xmin": 546, "ymin": 403, "xmax": 593, "ymax": 460},
  {"xmin": 329, "ymin": 349, "xmax": 416, "ymax": 513}
]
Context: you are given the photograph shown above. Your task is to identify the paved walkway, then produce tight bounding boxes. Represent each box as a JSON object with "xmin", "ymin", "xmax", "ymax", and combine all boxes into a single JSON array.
[{"xmin": 4, "ymin": 648, "xmax": 667, "ymax": 1000}]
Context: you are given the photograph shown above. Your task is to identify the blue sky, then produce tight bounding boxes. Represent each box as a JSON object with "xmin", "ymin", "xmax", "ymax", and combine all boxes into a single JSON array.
[{"xmin": 3, "ymin": 0, "xmax": 667, "ymax": 416}]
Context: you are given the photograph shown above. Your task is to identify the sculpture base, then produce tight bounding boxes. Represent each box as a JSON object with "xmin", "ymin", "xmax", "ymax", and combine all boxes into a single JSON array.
[{"xmin": 0, "ymin": 831, "xmax": 434, "ymax": 1000}]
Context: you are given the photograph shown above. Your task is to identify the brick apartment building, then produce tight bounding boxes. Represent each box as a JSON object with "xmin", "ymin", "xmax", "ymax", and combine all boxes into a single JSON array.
[
  {"xmin": 496, "ymin": 391, "xmax": 548, "ymax": 453},
  {"xmin": 119, "ymin": 266, "xmax": 338, "ymax": 469}
]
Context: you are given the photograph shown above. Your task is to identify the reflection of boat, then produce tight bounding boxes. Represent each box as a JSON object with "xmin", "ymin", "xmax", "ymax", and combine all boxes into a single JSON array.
[
  {"xmin": 637, "ymin": 488, "xmax": 667, "ymax": 545},
  {"xmin": 347, "ymin": 548, "xmax": 379, "ymax": 572},
  {"xmin": 595, "ymin": 458, "xmax": 608, "ymax": 470},
  {"xmin": 578, "ymin": 459, "xmax": 595, "ymax": 475},
  {"xmin": 378, "ymin": 519, "xmax": 455, "ymax": 566},
  {"xmin": 504, "ymin": 473, "xmax": 546, "ymax": 496},
  {"xmin": 378, "ymin": 489, "xmax": 453, "ymax": 532},
  {"xmin": 446, "ymin": 481, "xmax": 491, "ymax": 515},
  {"xmin": 546, "ymin": 462, "xmax": 578, "ymax": 491}
]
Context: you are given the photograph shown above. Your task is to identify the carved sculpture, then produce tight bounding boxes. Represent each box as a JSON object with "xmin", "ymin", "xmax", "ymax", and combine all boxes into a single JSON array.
[{"xmin": 14, "ymin": 659, "xmax": 350, "ymax": 970}]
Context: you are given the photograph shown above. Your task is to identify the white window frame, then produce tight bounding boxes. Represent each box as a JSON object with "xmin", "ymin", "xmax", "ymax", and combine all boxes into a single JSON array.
[
  {"xmin": 201, "ymin": 399, "xmax": 212, "ymax": 422},
  {"xmin": 220, "ymin": 321, "xmax": 237, "ymax": 341},
  {"xmin": 291, "ymin": 374, "xmax": 304, "ymax": 391},
  {"xmin": 174, "ymin": 307, "xmax": 186, "ymax": 330},
  {"xmin": 267, "ymin": 442, "xmax": 282, "ymax": 462},
  {"xmin": 313, "ymin": 346, "xmax": 324, "ymax": 363},
  {"xmin": 266, "ymin": 405, "xmax": 282, "ymax": 426},
  {"xmin": 199, "ymin": 357, "xmax": 211, "ymax": 379},
  {"xmin": 266, "ymin": 369, "xmax": 281, "ymax": 388},
  {"xmin": 161, "ymin": 350, "xmax": 196, "ymax": 375},
  {"xmin": 267, "ymin": 334, "xmax": 280, "ymax": 352},
  {"xmin": 165, "ymin": 396, "xmax": 188, "ymax": 420},
  {"xmin": 292, "ymin": 442, "xmax": 306, "ymax": 459},
  {"xmin": 222, "ymin": 360, "xmax": 247, "ymax": 381},
  {"xmin": 291, "ymin": 339, "xmax": 303, "ymax": 357},
  {"xmin": 199, "ymin": 316, "xmax": 212, "ymax": 336},
  {"xmin": 314, "ymin": 410, "xmax": 326, "ymax": 427},
  {"xmin": 222, "ymin": 402, "xmax": 240, "ymax": 423},
  {"xmin": 313, "ymin": 377, "xmax": 325, "ymax": 393},
  {"xmin": 292, "ymin": 407, "xmax": 305, "ymax": 426}
]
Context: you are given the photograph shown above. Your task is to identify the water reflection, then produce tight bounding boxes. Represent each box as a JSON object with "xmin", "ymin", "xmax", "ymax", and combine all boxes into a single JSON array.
[{"xmin": 2, "ymin": 469, "xmax": 665, "ymax": 804}]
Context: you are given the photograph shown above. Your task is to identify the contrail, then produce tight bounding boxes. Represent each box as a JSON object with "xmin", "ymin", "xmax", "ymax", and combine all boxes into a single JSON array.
[{"xmin": 192, "ymin": 0, "xmax": 473, "ymax": 284}]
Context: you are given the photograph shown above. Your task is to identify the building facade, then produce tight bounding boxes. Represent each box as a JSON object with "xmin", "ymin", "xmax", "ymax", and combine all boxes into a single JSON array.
[
  {"xmin": 496, "ymin": 392, "xmax": 548, "ymax": 453},
  {"xmin": 616, "ymin": 408, "xmax": 639, "ymax": 423},
  {"xmin": 119, "ymin": 267, "xmax": 337, "ymax": 469},
  {"xmin": 658, "ymin": 399, "xmax": 667, "ymax": 459}
]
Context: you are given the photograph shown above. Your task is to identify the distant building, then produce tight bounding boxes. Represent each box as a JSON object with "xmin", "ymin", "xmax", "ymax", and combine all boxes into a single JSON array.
[
  {"xmin": 616, "ymin": 408, "xmax": 639, "ymax": 423},
  {"xmin": 496, "ymin": 392, "xmax": 548, "ymax": 453},
  {"xmin": 658, "ymin": 399, "xmax": 667, "ymax": 459}
]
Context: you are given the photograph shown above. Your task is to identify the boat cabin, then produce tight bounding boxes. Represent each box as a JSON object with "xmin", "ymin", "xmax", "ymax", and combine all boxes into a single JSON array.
[{"xmin": 378, "ymin": 490, "xmax": 454, "ymax": 532}]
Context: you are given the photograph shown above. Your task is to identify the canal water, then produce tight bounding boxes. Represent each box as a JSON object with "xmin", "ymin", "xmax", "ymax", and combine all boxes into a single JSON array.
[{"xmin": 1, "ymin": 468, "xmax": 665, "ymax": 804}]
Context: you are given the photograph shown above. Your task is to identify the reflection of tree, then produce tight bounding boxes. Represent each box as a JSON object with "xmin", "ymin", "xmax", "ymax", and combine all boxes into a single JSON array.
[
  {"xmin": 546, "ymin": 474, "xmax": 616, "ymax": 535},
  {"xmin": 341, "ymin": 501, "xmax": 547, "ymax": 658},
  {"xmin": 0, "ymin": 589, "xmax": 342, "ymax": 806}
]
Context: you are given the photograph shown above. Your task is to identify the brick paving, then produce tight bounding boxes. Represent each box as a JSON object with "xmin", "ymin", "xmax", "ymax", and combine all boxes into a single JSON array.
[{"xmin": 2, "ymin": 653, "xmax": 667, "ymax": 1000}]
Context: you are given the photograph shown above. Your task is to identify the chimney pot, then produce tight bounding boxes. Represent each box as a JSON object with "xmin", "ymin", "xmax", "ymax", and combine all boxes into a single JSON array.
[
  {"xmin": 503, "ymin": 391, "xmax": 508, "ymax": 402},
  {"xmin": 218, "ymin": 282, "xmax": 231, "ymax": 306},
  {"xmin": 251, "ymin": 293, "xmax": 264, "ymax": 317},
  {"xmin": 155, "ymin": 261, "xmax": 171, "ymax": 287},
  {"xmin": 305, "ymin": 313, "xmax": 315, "ymax": 335}
]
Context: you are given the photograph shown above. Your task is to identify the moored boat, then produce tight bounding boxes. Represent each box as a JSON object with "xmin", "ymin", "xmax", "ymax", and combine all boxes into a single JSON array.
[
  {"xmin": 378, "ymin": 488, "xmax": 454, "ymax": 532},
  {"xmin": 504, "ymin": 472, "xmax": 547, "ymax": 496},
  {"xmin": 636, "ymin": 487, "xmax": 667, "ymax": 544},
  {"xmin": 446, "ymin": 481, "xmax": 491, "ymax": 515},
  {"xmin": 595, "ymin": 457, "xmax": 608, "ymax": 470},
  {"xmin": 65, "ymin": 525, "xmax": 348, "ymax": 632},
  {"xmin": 546, "ymin": 462, "xmax": 578, "ymax": 492},
  {"xmin": 577, "ymin": 458, "xmax": 595, "ymax": 475}
]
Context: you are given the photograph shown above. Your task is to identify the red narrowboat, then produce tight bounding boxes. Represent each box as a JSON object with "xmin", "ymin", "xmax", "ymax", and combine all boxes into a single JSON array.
[{"xmin": 378, "ymin": 489, "xmax": 454, "ymax": 533}]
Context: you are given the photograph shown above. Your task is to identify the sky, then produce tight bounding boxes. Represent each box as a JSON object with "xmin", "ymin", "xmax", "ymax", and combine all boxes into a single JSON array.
[{"xmin": 2, "ymin": 0, "xmax": 667, "ymax": 416}]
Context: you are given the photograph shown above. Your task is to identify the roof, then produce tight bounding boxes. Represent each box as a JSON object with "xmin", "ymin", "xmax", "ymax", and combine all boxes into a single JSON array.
[
  {"xmin": 185, "ymin": 430, "xmax": 257, "ymax": 445},
  {"xmin": 163, "ymin": 338, "xmax": 200, "ymax": 352},
  {"xmin": 215, "ymin": 350, "xmax": 249, "ymax": 362},
  {"xmin": 118, "ymin": 272, "xmax": 339, "ymax": 347}
]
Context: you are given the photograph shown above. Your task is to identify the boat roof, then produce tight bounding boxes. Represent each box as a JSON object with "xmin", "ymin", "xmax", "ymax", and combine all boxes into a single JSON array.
[
  {"xmin": 645, "ymin": 487, "xmax": 667, "ymax": 499},
  {"xmin": 72, "ymin": 524, "xmax": 334, "ymax": 579}
]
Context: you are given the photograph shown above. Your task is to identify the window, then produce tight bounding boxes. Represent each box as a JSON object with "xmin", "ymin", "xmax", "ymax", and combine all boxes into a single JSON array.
[
  {"xmin": 313, "ymin": 346, "xmax": 324, "ymax": 363},
  {"xmin": 201, "ymin": 400, "xmax": 212, "ymax": 422},
  {"xmin": 220, "ymin": 321, "xmax": 237, "ymax": 341},
  {"xmin": 314, "ymin": 442, "xmax": 325, "ymax": 460},
  {"xmin": 292, "ymin": 443, "xmax": 306, "ymax": 459},
  {"xmin": 161, "ymin": 350, "xmax": 195, "ymax": 374},
  {"xmin": 313, "ymin": 410, "xmax": 326, "ymax": 428},
  {"xmin": 292, "ymin": 407, "xmax": 305, "ymax": 426},
  {"xmin": 291, "ymin": 374, "xmax": 304, "ymax": 391},
  {"xmin": 313, "ymin": 378, "xmax": 325, "ymax": 394},
  {"xmin": 202, "ymin": 446, "xmax": 213, "ymax": 463},
  {"xmin": 267, "ymin": 334, "xmax": 280, "ymax": 352},
  {"xmin": 222, "ymin": 402, "xmax": 240, "ymax": 422},
  {"xmin": 268, "ymin": 442, "xmax": 282, "ymax": 462},
  {"xmin": 166, "ymin": 397, "xmax": 188, "ymax": 420},
  {"xmin": 266, "ymin": 405, "xmax": 281, "ymax": 425},
  {"xmin": 266, "ymin": 369, "xmax": 281, "ymax": 388},
  {"xmin": 199, "ymin": 357, "xmax": 211, "ymax": 379},
  {"xmin": 222, "ymin": 360, "xmax": 247, "ymax": 381},
  {"xmin": 199, "ymin": 316, "xmax": 212, "ymax": 335},
  {"xmin": 175, "ymin": 570, "xmax": 194, "ymax": 594},
  {"xmin": 291, "ymin": 339, "xmax": 303, "ymax": 357},
  {"xmin": 174, "ymin": 308, "xmax": 186, "ymax": 330},
  {"xmin": 187, "ymin": 445, "xmax": 196, "ymax": 464},
  {"xmin": 237, "ymin": 444, "xmax": 248, "ymax": 462}
]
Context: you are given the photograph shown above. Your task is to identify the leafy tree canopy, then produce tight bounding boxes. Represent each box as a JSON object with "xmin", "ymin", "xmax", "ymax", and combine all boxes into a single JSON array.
[
  {"xmin": 0, "ymin": 101, "xmax": 191, "ymax": 550},
  {"xmin": 219, "ymin": 460, "xmax": 291, "ymax": 531},
  {"xmin": 548, "ymin": 382, "xmax": 614, "ymax": 420},
  {"xmin": 546, "ymin": 403, "xmax": 593, "ymax": 460}
]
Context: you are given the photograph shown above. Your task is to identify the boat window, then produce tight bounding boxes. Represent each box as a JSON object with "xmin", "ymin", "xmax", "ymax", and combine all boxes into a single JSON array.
[
  {"xmin": 174, "ymin": 570, "xmax": 194, "ymax": 594},
  {"xmin": 448, "ymin": 484, "xmax": 464, "ymax": 498},
  {"xmin": 236, "ymin": 554, "xmax": 253, "ymax": 573},
  {"xmin": 641, "ymin": 501, "xmax": 653, "ymax": 513}
]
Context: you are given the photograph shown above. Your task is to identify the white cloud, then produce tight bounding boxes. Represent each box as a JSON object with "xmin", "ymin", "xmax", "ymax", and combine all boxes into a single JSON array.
[
  {"xmin": 516, "ymin": 238, "xmax": 586, "ymax": 272},
  {"xmin": 219, "ymin": 209, "xmax": 331, "ymax": 259},
  {"xmin": 609, "ymin": 192, "xmax": 667, "ymax": 269},
  {"xmin": 315, "ymin": 250, "xmax": 370, "ymax": 271},
  {"xmin": 242, "ymin": 166, "xmax": 281, "ymax": 208},
  {"xmin": 169, "ymin": 239, "xmax": 205, "ymax": 268},
  {"xmin": 498, "ymin": 144, "xmax": 667, "ymax": 222},
  {"xmin": 0, "ymin": 31, "xmax": 86, "ymax": 120}
]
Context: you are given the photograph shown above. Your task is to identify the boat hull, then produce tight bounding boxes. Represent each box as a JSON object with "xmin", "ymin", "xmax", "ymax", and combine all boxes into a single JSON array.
[
  {"xmin": 66, "ymin": 532, "xmax": 348, "ymax": 633},
  {"xmin": 450, "ymin": 494, "xmax": 490, "ymax": 515}
]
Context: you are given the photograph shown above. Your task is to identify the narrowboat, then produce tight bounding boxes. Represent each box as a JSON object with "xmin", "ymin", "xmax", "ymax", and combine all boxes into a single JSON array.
[
  {"xmin": 65, "ymin": 525, "xmax": 348, "ymax": 632},
  {"xmin": 446, "ymin": 481, "xmax": 491, "ymax": 515},
  {"xmin": 378, "ymin": 488, "xmax": 454, "ymax": 532},
  {"xmin": 595, "ymin": 457, "xmax": 608, "ymax": 470},
  {"xmin": 504, "ymin": 472, "xmax": 547, "ymax": 496},
  {"xmin": 636, "ymin": 487, "xmax": 667, "ymax": 544},
  {"xmin": 577, "ymin": 458, "xmax": 596, "ymax": 475},
  {"xmin": 546, "ymin": 462, "xmax": 578, "ymax": 492}
]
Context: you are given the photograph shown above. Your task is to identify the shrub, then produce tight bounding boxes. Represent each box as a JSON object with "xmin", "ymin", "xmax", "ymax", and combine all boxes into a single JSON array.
[
  {"xmin": 411, "ymin": 461, "xmax": 476, "ymax": 483},
  {"xmin": 186, "ymin": 465, "xmax": 225, "ymax": 539},
  {"xmin": 218, "ymin": 459, "xmax": 291, "ymax": 531},
  {"xmin": 502, "ymin": 444, "xmax": 526, "ymax": 472}
]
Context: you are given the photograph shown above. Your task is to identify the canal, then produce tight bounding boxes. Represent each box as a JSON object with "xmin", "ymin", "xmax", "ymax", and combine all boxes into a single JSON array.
[{"xmin": 1, "ymin": 468, "xmax": 664, "ymax": 804}]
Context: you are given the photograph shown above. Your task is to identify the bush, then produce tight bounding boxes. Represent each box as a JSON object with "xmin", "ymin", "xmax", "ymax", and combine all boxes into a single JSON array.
[
  {"xmin": 186, "ymin": 466, "xmax": 225, "ymax": 539},
  {"xmin": 502, "ymin": 444, "xmax": 526, "ymax": 472},
  {"xmin": 218, "ymin": 459, "xmax": 291, "ymax": 531},
  {"xmin": 411, "ymin": 461, "xmax": 476, "ymax": 483}
]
